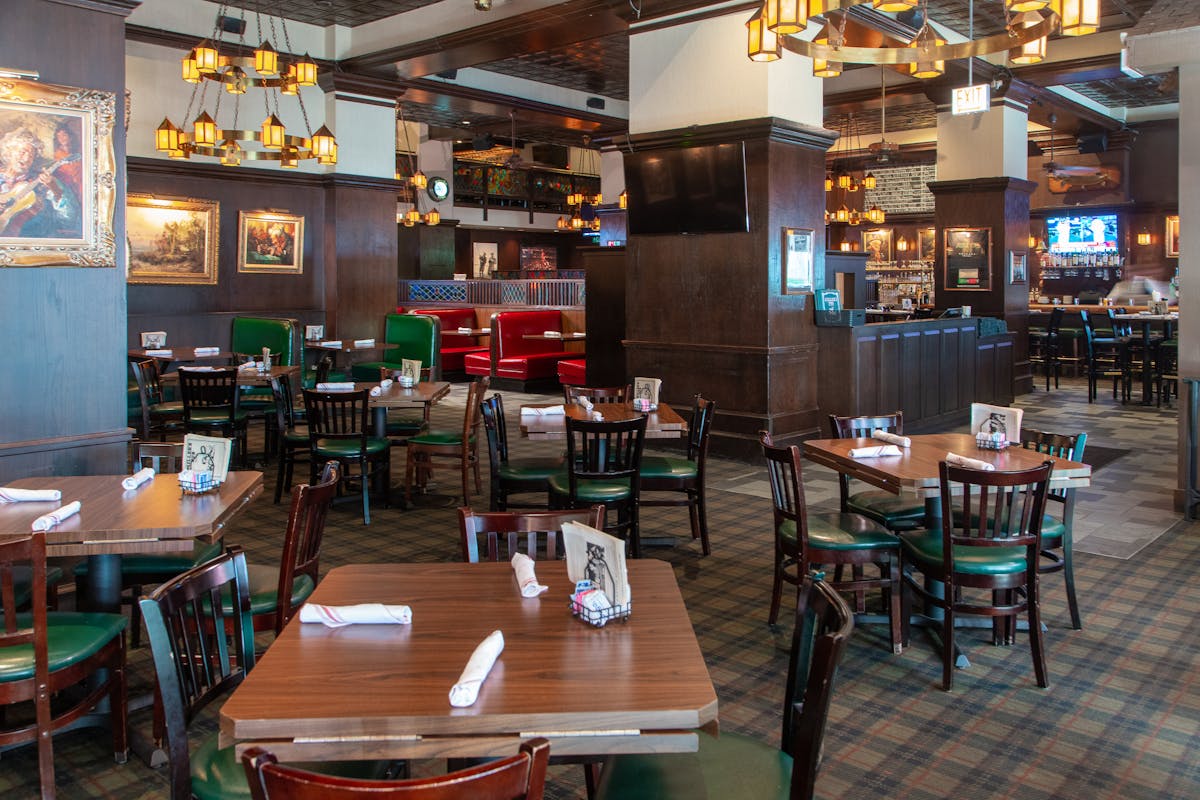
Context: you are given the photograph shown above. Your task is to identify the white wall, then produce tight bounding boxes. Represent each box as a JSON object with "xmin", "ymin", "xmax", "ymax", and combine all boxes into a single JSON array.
[{"xmin": 936, "ymin": 103, "xmax": 1028, "ymax": 181}]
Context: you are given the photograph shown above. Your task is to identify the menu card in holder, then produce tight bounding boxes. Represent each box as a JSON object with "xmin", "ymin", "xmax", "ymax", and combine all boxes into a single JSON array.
[
  {"xmin": 562, "ymin": 521, "xmax": 631, "ymax": 626},
  {"xmin": 969, "ymin": 402, "xmax": 1022, "ymax": 448},
  {"xmin": 140, "ymin": 330, "xmax": 167, "ymax": 349},
  {"xmin": 633, "ymin": 377, "xmax": 661, "ymax": 411},
  {"xmin": 400, "ymin": 358, "xmax": 422, "ymax": 387},
  {"xmin": 181, "ymin": 434, "xmax": 233, "ymax": 490}
]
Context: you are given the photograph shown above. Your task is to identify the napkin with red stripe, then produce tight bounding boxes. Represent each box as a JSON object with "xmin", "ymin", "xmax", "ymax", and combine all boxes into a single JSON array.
[
  {"xmin": 298, "ymin": 603, "xmax": 412, "ymax": 628},
  {"xmin": 0, "ymin": 487, "xmax": 62, "ymax": 503}
]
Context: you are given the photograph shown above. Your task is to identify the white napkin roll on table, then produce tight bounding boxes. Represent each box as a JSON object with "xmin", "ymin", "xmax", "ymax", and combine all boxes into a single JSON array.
[
  {"xmin": 122, "ymin": 467, "xmax": 155, "ymax": 491},
  {"xmin": 379, "ymin": 378, "xmax": 393, "ymax": 390},
  {"xmin": 457, "ymin": 327, "xmax": 473, "ymax": 334},
  {"xmin": 353, "ymin": 339, "xmax": 375, "ymax": 348},
  {"xmin": 194, "ymin": 346, "xmax": 220, "ymax": 354},
  {"xmin": 144, "ymin": 348, "xmax": 173, "ymax": 356},
  {"xmin": 849, "ymin": 445, "xmax": 903, "ymax": 458},
  {"xmin": 319, "ymin": 340, "xmax": 343, "ymax": 348},
  {"xmin": 945, "ymin": 452, "xmax": 996, "ymax": 471},
  {"xmin": 317, "ymin": 382, "xmax": 356, "ymax": 391},
  {"xmin": 511, "ymin": 553, "xmax": 548, "ymax": 597},
  {"xmin": 0, "ymin": 487, "xmax": 62, "ymax": 503},
  {"xmin": 543, "ymin": 330, "xmax": 562, "ymax": 338},
  {"xmin": 449, "ymin": 630, "xmax": 505, "ymax": 708},
  {"xmin": 299, "ymin": 603, "xmax": 412, "ymax": 628},
  {"xmin": 520, "ymin": 405, "xmax": 565, "ymax": 416},
  {"xmin": 481, "ymin": 328, "xmax": 491, "ymax": 334},
  {"xmin": 32, "ymin": 500, "xmax": 81, "ymax": 532},
  {"xmin": 872, "ymin": 430, "xmax": 911, "ymax": 448}
]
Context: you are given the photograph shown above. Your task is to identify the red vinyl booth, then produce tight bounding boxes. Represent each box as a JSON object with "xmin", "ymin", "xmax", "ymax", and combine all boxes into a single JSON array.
[
  {"xmin": 409, "ymin": 308, "xmax": 486, "ymax": 375},
  {"xmin": 464, "ymin": 310, "xmax": 575, "ymax": 384},
  {"xmin": 557, "ymin": 358, "xmax": 586, "ymax": 386}
]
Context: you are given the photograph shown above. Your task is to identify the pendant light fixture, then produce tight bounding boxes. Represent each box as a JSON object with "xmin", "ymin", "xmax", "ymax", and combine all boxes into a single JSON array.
[
  {"xmin": 812, "ymin": 20, "xmax": 844, "ymax": 78},
  {"xmin": 1010, "ymin": 11, "xmax": 1048, "ymax": 65},
  {"xmin": 874, "ymin": 0, "xmax": 917, "ymax": 11},
  {"xmin": 746, "ymin": 5, "xmax": 782, "ymax": 63},
  {"xmin": 1059, "ymin": 0, "xmax": 1100, "ymax": 36},
  {"xmin": 1007, "ymin": 0, "xmax": 1049, "ymax": 11}
]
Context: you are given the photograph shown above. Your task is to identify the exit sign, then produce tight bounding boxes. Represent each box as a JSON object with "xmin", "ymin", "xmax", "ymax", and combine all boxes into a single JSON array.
[{"xmin": 952, "ymin": 83, "xmax": 991, "ymax": 115}]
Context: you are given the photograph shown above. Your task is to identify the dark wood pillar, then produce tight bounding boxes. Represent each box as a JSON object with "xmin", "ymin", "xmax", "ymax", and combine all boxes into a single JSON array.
[
  {"xmin": 929, "ymin": 177, "xmax": 1037, "ymax": 395},
  {"xmin": 322, "ymin": 176, "xmax": 402, "ymax": 340},
  {"xmin": 622, "ymin": 118, "xmax": 835, "ymax": 460}
]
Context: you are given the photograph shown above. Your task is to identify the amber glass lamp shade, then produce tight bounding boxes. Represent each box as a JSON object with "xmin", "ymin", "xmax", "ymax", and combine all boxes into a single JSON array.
[
  {"xmin": 254, "ymin": 40, "xmax": 278, "ymax": 76},
  {"xmin": 746, "ymin": 7, "xmax": 782, "ymax": 63}
]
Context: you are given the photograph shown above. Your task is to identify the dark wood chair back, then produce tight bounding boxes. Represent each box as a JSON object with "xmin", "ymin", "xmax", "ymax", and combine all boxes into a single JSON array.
[
  {"xmin": 129, "ymin": 357, "xmax": 156, "ymax": 440},
  {"xmin": 271, "ymin": 462, "xmax": 341, "ymax": 634},
  {"xmin": 303, "ymin": 388, "xmax": 371, "ymax": 450},
  {"xmin": 827, "ymin": 411, "xmax": 903, "ymax": 510},
  {"xmin": 562, "ymin": 384, "xmax": 632, "ymax": 405},
  {"xmin": 782, "ymin": 575, "xmax": 854, "ymax": 800},
  {"xmin": 564, "ymin": 415, "xmax": 647, "ymax": 489},
  {"xmin": 178, "ymin": 366, "xmax": 241, "ymax": 426},
  {"xmin": 939, "ymin": 460, "xmax": 1055, "ymax": 567},
  {"xmin": 140, "ymin": 547, "xmax": 255, "ymax": 800},
  {"xmin": 759, "ymin": 431, "xmax": 812, "ymax": 557},
  {"xmin": 242, "ymin": 738, "xmax": 550, "ymax": 799},
  {"xmin": 0, "ymin": 533, "xmax": 55, "ymax": 797},
  {"xmin": 268, "ymin": 375, "xmax": 300, "ymax": 436},
  {"xmin": 131, "ymin": 441, "xmax": 184, "ymax": 474},
  {"xmin": 684, "ymin": 395, "xmax": 716, "ymax": 465},
  {"xmin": 480, "ymin": 393, "xmax": 511, "ymax": 470},
  {"xmin": 458, "ymin": 506, "xmax": 606, "ymax": 562},
  {"xmin": 1019, "ymin": 429, "xmax": 1086, "ymax": 507}
]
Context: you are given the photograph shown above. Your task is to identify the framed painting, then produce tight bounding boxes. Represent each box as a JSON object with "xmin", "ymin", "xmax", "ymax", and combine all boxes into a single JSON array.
[
  {"xmin": 1166, "ymin": 214, "xmax": 1179, "ymax": 258},
  {"xmin": 862, "ymin": 228, "xmax": 893, "ymax": 263},
  {"xmin": 918, "ymin": 227, "xmax": 936, "ymax": 262},
  {"xmin": 0, "ymin": 77, "xmax": 116, "ymax": 267},
  {"xmin": 782, "ymin": 227, "xmax": 814, "ymax": 295},
  {"xmin": 126, "ymin": 195, "xmax": 218, "ymax": 285},
  {"xmin": 944, "ymin": 227, "xmax": 992, "ymax": 291},
  {"xmin": 473, "ymin": 241, "xmax": 498, "ymax": 278},
  {"xmin": 238, "ymin": 211, "xmax": 303, "ymax": 274},
  {"xmin": 1009, "ymin": 251, "xmax": 1027, "ymax": 285}
]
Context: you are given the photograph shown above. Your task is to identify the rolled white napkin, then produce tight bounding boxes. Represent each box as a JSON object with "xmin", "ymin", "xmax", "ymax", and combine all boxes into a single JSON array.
[
  {"xmin": 238, "ymin": 362, "xmax": 258, "ymax": 371},
  {"xmin": 481, "ymin": 327, "xmax": 491, "ymax": 334},
  {"xmin": 591, "ymin": 411, "xmax": 604, "ymax": 421},
  {"xmin": 945, "ymin": 452, "xmax": 996, "ymax": 471},
  {"xmin": 181, "ymin": 365, "xmax": 216, "ymax": 372},
  {"xmin": 0, "ymin": 487, "xmax": 62, "ymax": 503},
  {"xmin": 369, "ymin": 386, "xmax": 382, "ymax": 397},
  {"xmin": 511, "ymin": 553, "xmax": 548, "ymax": 597},
  {"xmin": 193, "ymin": 346, "xmax": 220, "ymax": 355},
  {"xmin": 144, "ymin": 348, "xmax": 173, "ymax": 356},
  {"xmin": 122, "ymin": 467, "xmax": 155, "ymax": 491},
  {"xmin": 317, "ymin": 382, "xmax": 356, "ymax": 391},
  {"xmin": 32, "ymin": 500, "xmax": 81, "ymax": 532},
  {"xmin": 299, "ymin": 603, "xmax": 412, "ymax": 628},
  {"xmin": 872, "ymin": 430, "xmax": 911, "ymax": 447},
  {"xmin": 449, "ymin": 630, "xmax": 505, "ymax": 708},
  {"xmin": 849, "ymin": 445, "xmax": 903, "ymax": 458},
  {"xmin": 520, "ymin": 405, "xmax": 565, "ymax": 416},
  {"xmin": 320, "ymin": 340, "xmax": 343, "ymax": 348},
  {"xmin": 379, "ymin": 378, "xmax": 393, "ymax": 390},
  {"xmin": 353, "ymin": 338, "xmax": 375, "ymax": 348},
  {"xmin": 457, "ymin": 326, "xmax": 473, "ymax": 334},
  {"xmin": 543, "ymin": 330, "xmax": 562, "ymax": 338}
]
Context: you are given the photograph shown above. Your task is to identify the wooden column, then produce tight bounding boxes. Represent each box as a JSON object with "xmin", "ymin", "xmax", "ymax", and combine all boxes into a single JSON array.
[
  {"xmin": 622, "ymin": 118, "xmax": 834, "ymax": 460},
  {"xmin": 929, "ymin": 177, "xmax": 1037, "ymax": 395},
  {"xmin": 322, "ymin": 176, "xmax": 402, "ymax": 340}
]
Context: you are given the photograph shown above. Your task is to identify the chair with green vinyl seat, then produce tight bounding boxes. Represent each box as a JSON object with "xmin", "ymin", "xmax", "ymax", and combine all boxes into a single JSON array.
[
  {"xmin": 1019, "ymin": 428, "xmax": 1086, "ymax": 630},
  {"xmin": 480, "ymin": 393, "xmax": 562, "ymax": 510},
  {"xmin": 232, "ymin": 316, "xmax": 298, "ymax": 450},
  {"xmin": 827, "ymin": 411, "xmax": 925, "ymax": 533},
  {"xmin": 179, "ymin": 367, "xmax": 250, "ymax": 467},
  {"xmin": 899, "ymin": 459, "xmax": 1055, "ymax": 690},
  {"xmin": 139, "ymin": 546, "xmax": 393, "ymax": 800},
  {"xmin": 594, "ymin": 573, "xmax": 853, "ymax": 800},
  {"xmin": 639, "ymin": 395, "xmax": 716, "ymax": 556},
  {"xmin": 350, "ymin": 313, "xmax": 440, "ymax": 382},
  {"xmin": 548, "ymin": 415, "xmax": 647, "ymax": 557},
  {"xmin": 130, "ymin": 357, "xmax": 184, "ymax": 441},
  {"xmin": 304, "ymin": 388, "xmax": 390, "ymax": 524},
  {"xmin": 760, "ymin": 431, "xmax": 901, "ymax": 654},
  {"xmin": 2, "ymin": 532, "xmax": 128, "ymax": 800},
  {"xmin": 268, "ymin": 375, "xmax": 310, "ymax": 504},
  {"xmin": 405, "ymin": 379, "xmax": 489, "ymax": 506}
]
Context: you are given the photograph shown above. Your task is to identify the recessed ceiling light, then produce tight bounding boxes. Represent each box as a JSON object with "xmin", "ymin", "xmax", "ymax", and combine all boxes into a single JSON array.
[{"xmin": 461, "ymin": 120, "xmax": 471, "ymax": 125}]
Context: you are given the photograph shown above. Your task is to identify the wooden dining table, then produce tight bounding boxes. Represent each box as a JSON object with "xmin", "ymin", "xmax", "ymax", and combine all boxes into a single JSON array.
[
  {"xmin": 219, "ymin": 559, "xmax": 718, "ymax": 761},
  {"xmin": 128, "ymin": 347, "xmax": 231, "ymax": 363},
  {"xmin": 161, "ymin": 364, "xmax": 300, "ymax": 388},
  {"xmin": 520, "ymin": 401, "xmax": 687, "ymax": 440},
  {"xmin": 350, "ymin": 380, "xmax": 451, "ymax": 438}
]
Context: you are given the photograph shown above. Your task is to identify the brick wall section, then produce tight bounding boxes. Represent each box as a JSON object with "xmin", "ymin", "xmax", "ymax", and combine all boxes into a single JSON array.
[{"xmin": 863, "ymin": 163, "xmax": 937, "ymax": 215}]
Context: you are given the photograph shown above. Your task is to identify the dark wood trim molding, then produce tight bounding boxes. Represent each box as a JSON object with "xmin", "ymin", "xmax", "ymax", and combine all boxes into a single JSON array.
[
  {"xmin": 630, "ymin": 1, "xmax": 759, "ymax": 34},
  {"xmin": 609, "ymin": 117, "xmax": 836, "ymax": 152},
  {"xmin": 125, "ymin": 23, "xmax": 335, "ymax": 67},
  {"xmin": 624, "ymin": 339, "xmax": 820, "ymax": 357},
  {"xmin": 0, "ymin": 429, "xmax": 132, "ymax": 457},
  {"xmin": 331, "ymin": 92, "xmax": 397, "ymax": 109},
  {"xmin": 928, "ymin": 177, "xmax": 1039, "ymax": 196},
  {"xmin": 48, "ymin": 0, "xmax": 140, "ymax": 16}
]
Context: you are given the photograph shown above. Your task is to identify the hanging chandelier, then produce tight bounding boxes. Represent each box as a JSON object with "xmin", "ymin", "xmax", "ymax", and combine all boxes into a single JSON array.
[
  {"xmin": 396, "ymin": 103, "xmax": 439, "ymax": 226},
  {"xmin": 746, "ymin": 0, "xmax": 1097, "ymax": 75},
  {"xmin": 155, "ymin": 2, "xmax": 337, "ymax": 166}
]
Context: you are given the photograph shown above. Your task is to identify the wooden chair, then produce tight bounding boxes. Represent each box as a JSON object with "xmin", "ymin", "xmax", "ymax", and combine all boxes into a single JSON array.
[
  {"xmin": 827, "ymin": 412, "xmax": 925, "ymax": 532},
  {"xmin": 760, "ymin": 431, "xmax": 902, "ymax": 654},
  {"xmin": 129, "ymin": 357, "xmax": 183, "ymax": 441},
  {"xmin": 594, "ymin": 574, "xmax": 853, "ymax": 800},
  {"xmin": 899, "ymin": 459, "xmax": 1055, "ymax": 690},
  {"xmin": 178, "ymin": 366, "xmax": 249, "ymax": 467},
  {"xmin": 640, "ymin": 395, "xmax": 716, "ymax": 555},
  {"xmin": 1081, "ymin": 310, "xmax": 1131, "ymax": 403},
  {"xmin": 458, "ymin": 506, "xmax": 606, "ymax": 562},
  {"xmin": 304, "ymin": 387, "xmax": 391, "ymax": 524},
  {"xmin": 2, "ymin": 533, "xmax": 128, "ymax": 800},
  {"xmin": 269, "ymin": 375, "xmax": 311, "ymax": 504},
  {"xmin": 1019, "ymin": 428, "xmax": 1087, "ymax": 630},
  {"xmin": 405, "ymin": 378, "xmax": 489, "ymax": 505},
  {"xmin": 548, "ymin": 415, "xmax": 647, "ymax": 557},
  {"xmin": 140, "ymin": 548, "xmax": 390, "ymax": 800},
  {"xmin": 562, "ymin": 384, "xmax": 631, "ymax": 404},
  {"xmin": 1028, "ymin": 306, "xmax": 1064, "ymax": 391},
  {"xmin": 241, "ymin": 738, "xmax": 550, "ymax": 800},
  {"xmin": 479, "ymin": 393, "xmax": 562, "ymax": 510}
]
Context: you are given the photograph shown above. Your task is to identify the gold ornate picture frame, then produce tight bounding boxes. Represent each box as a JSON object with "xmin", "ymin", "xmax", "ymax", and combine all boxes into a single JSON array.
[
  {"xmin": 238, "ymin": 210, "xmax": 303, "ymax": 274},
  {"xmin": 126, "ymin": 195, "xmax": 219, "ymax": 285},
  {"xmin": 1165, "ymin": 214, "xmax": 1180, "ymax": 258},
  {"xmin": 0, "ymin": 77, "xmax": 116, "ymax": 267}
]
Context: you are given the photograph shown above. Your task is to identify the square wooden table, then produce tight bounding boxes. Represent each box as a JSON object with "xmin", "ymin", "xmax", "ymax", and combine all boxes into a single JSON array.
[
  {"xmin": 219, "ymin": 560, "xmax": 718, "ymax": 761},
  {"xmin": 519, "ymin": 402, "xmax": 687, "ymax": 440},
  {"xmin": 161, "ymin": 364, "xmax": 299, "ymax": 388},
  {"xmin": 346, "ymin": 380, "xmax": 451, "ymax": 438},
  {"xmin": 129, "ymin": 347, "xmax": 231, "ymax": 363}
]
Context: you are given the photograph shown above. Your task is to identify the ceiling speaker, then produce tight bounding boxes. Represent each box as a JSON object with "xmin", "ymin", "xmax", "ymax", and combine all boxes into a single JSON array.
[{"xmin": 1077, "ymin": 133, "xmax": 1107, "ymax": 154}]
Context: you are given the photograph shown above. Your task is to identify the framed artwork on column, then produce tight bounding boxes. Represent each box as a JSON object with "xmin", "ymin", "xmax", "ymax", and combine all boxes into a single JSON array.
[
  {"xmin": 1165, "ymin": 215, "xmax": 1180, "ymax": 258},
  {"xmin": 1009, "ymin": 251, "xmax": 1027, "ymax": 285},
  {"xmin": 781, "ymin": 227, "xmax": 814, "ymax": 296},
  {"xmin": 944, "ymin": 227, "xmax": 991, "ymax": 291}
]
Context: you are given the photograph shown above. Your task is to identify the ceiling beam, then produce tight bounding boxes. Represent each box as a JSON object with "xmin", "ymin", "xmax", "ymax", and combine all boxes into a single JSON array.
[{"xmin": 1011, "ymin": 54, "xmax": 1125, "ymax": 87}]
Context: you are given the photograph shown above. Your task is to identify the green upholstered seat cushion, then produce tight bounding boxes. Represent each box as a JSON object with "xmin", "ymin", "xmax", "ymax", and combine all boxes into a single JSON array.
[
  {"xmin": 639, "ymin": 455, "xmax": 697, "ymax": 480},
  {"xmin": 777, "ymin": 512, "xmax": 896, "ymax": 552},
  {"xmin": 547, "ymin": 473, "xmax": 631, "ymax": 502},
  {"xmin": 407, "ymin": 430, "xmax": 467, "ymax": 446},
  {"xmin": 73, "ymin": 540, "xmax": 223, "ymax": 578},
  {"xmin": 284, "ymin": 428, "xmax": 310, "ymax": 445},
  {"xmin": 596, "ymin": 731, "xmax": 792, "ymax": 800},
  {"xmin": 847, "ymin": 490, "xmax": 926, "ymax": 528},
  {"xmin": 312, "ymin": 437, "xmax": 390, "ymax": 457},
  {"xmin": 498, "ymin": 457, "xmax": 562, "ymax": 481},
  {"xmin": 189, "ymin": 409, "xmax": 249, "ymax": 424},
  {"xmin": 149, "ymin": 400, "xmax": 185, "ymax": 416},
  {"xmin": 191, "ymin": 734, "xmax": 393, "ymax": 800},
  {"xmin": 210, "ymin": 564, "xmax": 315, "ymax": 618},
  {"xmin": 899, "ymin": 529, "xmax": 1029, "ymax": 576},
  {"xmin": 961, "ymin": 511, "xmax": 1066, "ymax": 545},
  {"xmin": 0, "ymin": 611, "xmax": 126, "ymax": 682}
]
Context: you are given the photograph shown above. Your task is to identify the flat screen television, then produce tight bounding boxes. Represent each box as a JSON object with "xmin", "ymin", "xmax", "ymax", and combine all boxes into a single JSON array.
[
  {"xmin": 1046, "ymin": 212, "xmax": 1118, "ymax": 253},
  {"xmin": 624, "ymin": 143, "xmax": 749, "ymax": 235}
]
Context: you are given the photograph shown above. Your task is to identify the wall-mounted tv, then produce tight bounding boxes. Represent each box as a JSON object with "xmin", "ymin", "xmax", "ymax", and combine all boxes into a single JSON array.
[
  {"xmin": 624, "ymin": 142, "xmax": 749, "ymax": 235},
  {"xmin": 1046, "ymin": 212, "xmax": 1118, "ymax": 253}
]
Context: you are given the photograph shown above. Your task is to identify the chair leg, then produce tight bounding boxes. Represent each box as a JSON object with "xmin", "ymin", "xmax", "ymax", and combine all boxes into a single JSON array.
[
  {"xmin": 886, "ymin": 557, "xmax": 902, "ymax": 655},
  {"xmin": 1062, "ymin": 538, "xmax": 1082, "ymax": 630},
  {"xmin": 274, "ymin": 449, "xmax": 287, "ymax": 504},
  {"xmin": 360, "ymin": 455, "xmax": 371, "ymax": 525},
  {"xmin": 696, "ymin": 486, "xmax": 711, "ymax": 556},
  {"xmin": 405, "ymin": 448, "xmax": 418, "ymax": 506},
  {"xmin": 110, "ymin": 640, "xmax": 129, "ymax": 762},
  {"xmin": 461, "ymin": 456, "xmax": 471, "ymax": 504},
  {"xmin": 1027, "ymin": 578, "xmax": 1049, "ymax": 689},
  {"xmin": 941, "ymin": 602, "xmax": 955, "ymax": 691},
  {"xmin": 129, "ymin": 584, "xmax": 144, "ymax": 648},
  {"xmin": 768, "ymin": 548, "xmax": 785, "ymax": 626}
]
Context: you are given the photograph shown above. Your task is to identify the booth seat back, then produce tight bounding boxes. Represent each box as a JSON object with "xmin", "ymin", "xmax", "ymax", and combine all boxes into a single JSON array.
[
  {"xmin": 385, "ymin": 312, "xmax": 440, "ymax": 370},
  {"xmin": 231, "ymin": 317, "xmax": 297, "ymax": 366},
  {"xmin": 495, "ymin": 310, "xmax": 564, "ymax": 358},
  {"xmin": 410, "ymin": 308, "xmax": 479, "ymax": 344}
]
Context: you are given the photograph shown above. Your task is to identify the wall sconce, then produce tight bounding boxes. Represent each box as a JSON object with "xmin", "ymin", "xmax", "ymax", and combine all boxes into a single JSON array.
[
  {"xmin": 839, "ymin": 241, "xmax": 851, "ymax": 252},
  {"xmin": 896, "ymin": 237, "xmax": 908, "ymax": 252},
  {"xmin": 1137, "ymin": 230, "xmax": 1152, "ymax": 246}
]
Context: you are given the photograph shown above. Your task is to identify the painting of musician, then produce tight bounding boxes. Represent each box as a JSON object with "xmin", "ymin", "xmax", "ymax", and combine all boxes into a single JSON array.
[{"xmin": 0, "ymin": 119, "xmax": 83, "ymax": 240}]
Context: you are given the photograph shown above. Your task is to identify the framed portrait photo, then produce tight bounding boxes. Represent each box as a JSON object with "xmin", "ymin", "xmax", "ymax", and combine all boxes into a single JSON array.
[
  {"xmin": 782, "ymin": 227, "xmax": 814, "ymax": 295},
  {"xmin": 238, "ymin": 211, "xmax": 303, "ymax": 274},
  {"xmin": 1166, "ymin": 214, "xmax": 1180, "ymax": 258},
  {"xmin": 0, "ymin": 77, "xmax": 116, "ymax": 267},
  {"xmin": 126, "ymin": 196, "xmax": 218, "ymax": 284},
  {"xmin": 861, "ymin": 228, "xmax": 893, "ymax": 263},
  {"xmin": 1009, "ymin": 251, "xmax": 1027, "ymax": 285},
  {"xmin": 944, "ymin": 227, "xmax": 992, "ymax": 291}
]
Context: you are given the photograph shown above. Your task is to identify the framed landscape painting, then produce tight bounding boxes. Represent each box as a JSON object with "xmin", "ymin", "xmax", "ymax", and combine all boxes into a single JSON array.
[
  {"xmin": 0, "ymin": 77, "xmax": 116, "ymax": 267},
  {"xmin": 126, "ymin": 196, "xmax": 218, "ymax": 285},
  {"xmin": 239, "ymin": 211, "xmax": 303, "ymax": 274}
]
